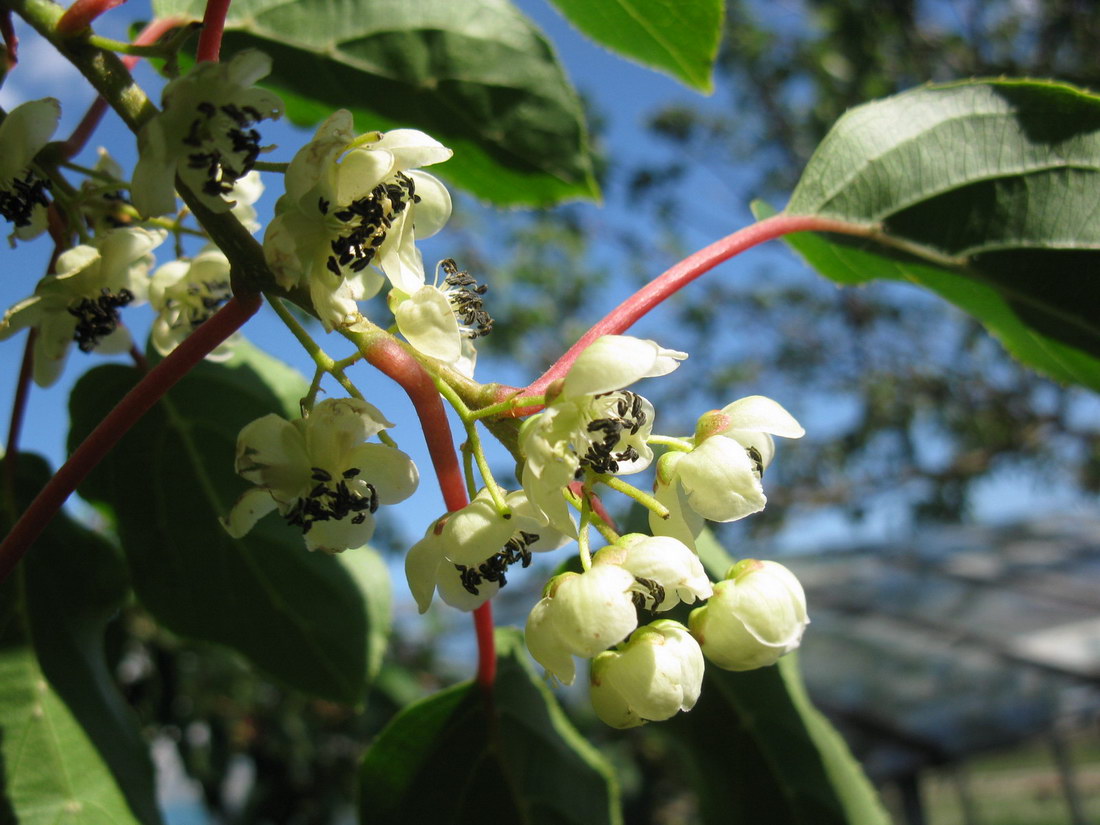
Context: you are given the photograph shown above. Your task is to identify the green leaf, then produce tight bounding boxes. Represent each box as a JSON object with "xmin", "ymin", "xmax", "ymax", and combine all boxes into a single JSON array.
[
  {"xmin": 358, "ymin": 629, "xmax": 621, "ymax": 824},
  {"xmin": 151, "ymin": 0, "xmax": 598, "ymax": 206},
  {"xmin": 783, "ymin": 79, "xmax": 1100, "ymax": 375},
  {"xmin": 5, "ymin": 454, "xmax": 163, "ymax": 825},
  {"xmin": 67, "ymin": 342, "xmax": 390, "ymax": 704},
  {"xmin": 0, "ymin": 543, "xmax": 141, "ymax": 825},
  {"xmin": 662, "ymin": 530, "xmax": 889, "ymax": 825},
  {"xmin": 755, "ymin": 199, "xmax": 1100, "ymax": 391},
  {"xmin": 545, "ymin": 0, "xmax": 723, "ymax": 92}
]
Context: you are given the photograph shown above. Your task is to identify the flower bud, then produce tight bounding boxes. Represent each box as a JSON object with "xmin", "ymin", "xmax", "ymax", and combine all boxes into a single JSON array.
[
  {"xmin": 589, "ymin": 620, "xmax": 704, "ymax": 728},
  {"xmin": 594, "ymin": 533, "xmax": 712, "ymax": 611},
  {"xmin": 524, "ymin": 566, "xmax": 638, "ymax": 685},
  {"xmin": 688, "ymin": 559, "xmax": 808, "ymax": 671}
]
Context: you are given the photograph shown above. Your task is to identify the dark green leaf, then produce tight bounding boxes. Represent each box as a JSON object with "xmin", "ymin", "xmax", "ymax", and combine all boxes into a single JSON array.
[
  {"xmin": 151, "ymin": 0, "xmax": 598, "ymax": 206},
  {"xmin": 783, "ymin": 79, "xmax": 1100, "ymax": 372},
  {"xmin": 0, "ymin": 506, "xmax": 141, "ymax": 825},
  {"xmin": 662, "ymin": 530, "xmax": 889, "ymax": 825},
  {"xmin": 4, "ymin": 454, "xmax": 164, "ymax": 825},
  {"xmin": 67, "ymin": 343, "xmax": 389, "ymax": 704},
  {"xmin": 754, "ymin": 200, "xmax": 1100, "ymax": 391},
  {"xmin": 545, "ymin": 0, "xmax": 723, "ymax": 92},
  {"xmin": 358, "ymin": 629, "xmax": 621, "ymax": 825}
]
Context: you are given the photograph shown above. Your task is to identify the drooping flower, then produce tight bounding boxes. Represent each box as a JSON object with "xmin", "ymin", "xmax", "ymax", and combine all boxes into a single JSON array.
[
  {"xmin": 132, "ymin": 50, "xmax": 283, "ymax": 218},
  {"xmin": 0, "ymin": 226, "xmax": 164, "ymax": 386},
  {"xmin": 650, "ymin": 396, "xmax": 804, "ymax": 548},
  {"xmin": 593, "ymin": 533, "xmax": 712, "ymax": 611},
  {"xmin": 0, "ymin": 97, "xmax": 61, "ymax": 240},
  {"xmin": 589, "ymin": 620, "xmax": 704, "ymax": 728},
  {"xmin": 222, "ymin": 398, "xmax": 418, "ymax": 553},
  {"xmin": 405, "ymin": 487, "xmax": 570, "ymax": 613},
  {"xmin": 689, "ymin": 559, "xmax": 808, "ymax": 671},
  {"xmin": 263, "ymin": 111, "xmax": 452, "ymax": 330},
  {"xmin": 149, "ymin": 246, "xmax": 235, "ymax": 360},
  {"xmin": 520, "ymin": 335, "xmax": 687, "ymax": 536},
  {"xmin": 389, "ymin": 258, "xmax": 492, "ymax": 377}
]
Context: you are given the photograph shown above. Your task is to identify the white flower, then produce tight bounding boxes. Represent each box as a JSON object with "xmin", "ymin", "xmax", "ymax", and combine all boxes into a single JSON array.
[
  {"xmin": 0, "ymin": 98, "xmax": 61, "ymax": 240},
  {"xmin": 404, "ymin": 487, "xmax": 570, "ymax": 613},
  {"xmin": 594, "ymin": 533, "xmax": 712, "ymax": 611},
  {"xmin": 688, "ymin": 559, "xmax": 808, "ymax": 671},
  {"xmin": 149, "ymin": 246, "xmax": 235, "ymax": 360},
  {"xmin": 524, "ymin": 563, "xmax": 639, "ymax": 686},
  {"xmin": 389, "ymin": 259, "xmax": 491, "ymax": 377},
  {"xmin": 650, "ymin": 396, "xmax": 804, "ymax": 548},
  {"xmin": 520, "ymin": 335, "xmax": 686, "ymax": 536},
  {"xmin": 222, "ymin": 398, "xmax": 418, "ymax": 553},
  {"xmin": 263, "ymin": 111, "xmax": 452, "ymax": 330},
  {"xmin": 0, "ymin": 227, "xmax": 164, "ymax": 386},
  {"xmin": 132, "ymin": 50, "xmax": 283, "ymax": 218},
  {"xmin": 589, "ymin": 620, "xmax": 704, "ymax": 728}
]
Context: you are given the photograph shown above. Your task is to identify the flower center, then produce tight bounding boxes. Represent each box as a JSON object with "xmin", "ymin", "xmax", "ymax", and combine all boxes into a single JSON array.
[
  {"xmin": 321, "ymin": 172, "xmax": 420, "ymax": 278},
  {"xmin": 68, "ymin": 287, "xmax": 135, "ymax": 352},
  {"xmin": 183, "ymin": 101, "xmax": 265, "ymax": 198},
  {"xmin": 167, "ymin": 277, "xmax": 231, "ymax": 330},
  {"xmin": 455, "ymin": 529, "xmax": 540, "ymax": 595},
  {"xmin": 630, "ymin": 576, "xmax": 667, "ymax": 611},
  {"xmin": 0, "ymin": 169, "xmax": 50, "ymax": 228},
  {"xmin": 578, "ymin": 391, "xmax": 647, "ymax": 475},
  {"xmin": 283, "ymin": 466, "xmax": 379, "ymax": 535},
  {"xmin": 440, "ymin": 259, "xmax": 493, "ymax": 339}
]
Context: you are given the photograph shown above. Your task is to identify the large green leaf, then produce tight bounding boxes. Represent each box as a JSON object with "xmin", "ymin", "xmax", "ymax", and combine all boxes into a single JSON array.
[
  {"xmin": 756, "ymin": 200, "xmax": 1100, "ymax": 391},
  {"xmin": 783, "ymin": 79, "xmax": 1100, "ymax": 377},
  {"xmin": 6, "ymin": 454, "xmax": 163, "ymax": 825},
  {"xmin": 545, "ymin": 0, "xmax": 723, "ymax": 92},
  {"xmin": 358, "ymin": 629, "xmax": 621, "ymax": 824},
  {"xmin": 664, "ymin": 530, "xmax": 890, "ymax": 825},
  {"xmin": 67, "ymin": 343, "xmax": 390, "ymax": 704},
  {"xmin": 0, "ymin": 455, "xmax": 157, "ymax": 824},
  {"xmin": 151, "ymin": 0, "xmax": 598, "ymax": 206}
]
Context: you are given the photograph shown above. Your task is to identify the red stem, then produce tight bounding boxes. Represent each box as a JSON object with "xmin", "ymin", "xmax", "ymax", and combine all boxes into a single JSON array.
[
  {"xmin": 61, "ymin": 17, "xmax": 185, "ymax": 159},
  {"xmin": 0, "ymin": 293, "xmax": 261, "ymax": 582},
  {"xmin": 1, "ymin": 10, "xmax": 18, "ymax": 68},
  {"xmin": 57, "ymin": 0, "xmax": 127, "ymax": 36},
  {"xmin": 524, "ymin": 214, "xmax": 865, "ymax": 397},
  {"xmin": 358, "ymin": 336, "xmax": 497, "ymax": 687},
  {"xmin": 196, "ymin": 0, "xmax": 232, "ymax": 62}
]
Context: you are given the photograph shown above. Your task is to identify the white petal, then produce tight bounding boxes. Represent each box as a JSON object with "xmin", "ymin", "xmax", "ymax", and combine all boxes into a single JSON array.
[
  {"xmin": 564, "ymin": 335, "xmax": 686, "ymax": 398},
  {"xmin": 677, "ymin": 437, "xmax": 766, "ymax": 523},
  {"xmin": 372, "ymin": 129, "xmax": 453, "ymax": 168},
  {"xmin": 553, "ymin": 566, "xmax": 638, "ymax": 658},
  {"xmin": 437, "ymin": 561, "xmax": 500, "ymax": 612},
  {"xmin": 344, "ymin": 443, "xmax": 419, "ymax": 505},
  {"xmin": 720, "ymin": 396, "xmax": 805, "ymax": 438},
  {"xmin": 525, "ymin": 598, "xmax": 576, "ymax": 685},
  {"xmin": 0, "ymin": 98, "xmax": 60, "ymax": 181},
  {"xmin": 405, "ymin": 528, "xmax": 445, "ymax": 613},
  {"xmin": 393, "ymin": 286, "xmax": 462, "ymax": 362},
  {"xmin": 221, "ymin": 487, "xmax": 277, "ymax": 538},
  {"xmin": 406, "ymin": 170, "xmax": 451, "ymax": 239},
  {"xmin": 304, "ymin": 513, "xmax": 376, "ymax": 553}
]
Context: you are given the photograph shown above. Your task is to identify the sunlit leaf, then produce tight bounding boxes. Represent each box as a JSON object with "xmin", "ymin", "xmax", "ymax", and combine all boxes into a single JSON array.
[
  {"xmin": 67, "ymin": 343, "xmax": 390, "ymax": 704},
  {"xmin": 358, "ymin": 629, "xmax": 621, "ymax": 824},
  {"xmin": 546, "ymin": 0, "xmax": 723, "ymax": 92},
  {"xmin": 152, "ymin": 0, "xmax": 598, "ymax": 206},
  {"xmin": 783, "ymin": 80, "xmax": 1100, "ymax": 378}
]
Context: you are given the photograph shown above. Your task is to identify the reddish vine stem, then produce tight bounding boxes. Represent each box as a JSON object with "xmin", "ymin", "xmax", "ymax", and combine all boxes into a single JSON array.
[
  {"xmin": 3, "ymin": 328, "xmax": 37, "ymax": 509},
  {"xmin": 523, "ymin": 214, "xmax": 869, "ymax": 398},
  {"xmin": 196, "ymin": 0, "xmax": 231, "ymax": 62},
  {"xmin": 1, "ymin": 9, "xmax": 18, "ymax": 67},
  {"xmin": 0, "ymin": 293, "xmax": 261, "ymax": 583},
  {"xmin": 60, "ymin": 17, "xmax": 184, "ymax": 159},
  {"xmin": 56, "ymin": 0, "xmax": 127, "ymax": 36},
  {"xmin": 357, "ymin": 336, "xmax": 497, "ymax": 688}
]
